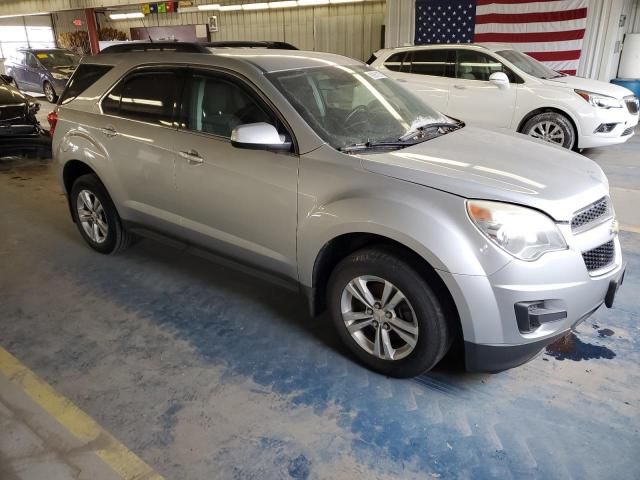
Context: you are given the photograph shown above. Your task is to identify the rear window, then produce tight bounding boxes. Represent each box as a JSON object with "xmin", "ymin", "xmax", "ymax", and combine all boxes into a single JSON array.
[{"xmin": 59, "ymin": 64, "xmax": 113, "ymax": 105}]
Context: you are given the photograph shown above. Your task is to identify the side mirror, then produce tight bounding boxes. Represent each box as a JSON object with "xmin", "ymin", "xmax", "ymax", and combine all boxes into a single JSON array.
[
  {"xmin": 231, "ymin": 122, "xmax": 291, "ymax": 151},
  {"xmin": 489, "ymin": 71, "xmax": 510, "ymax": 90}
]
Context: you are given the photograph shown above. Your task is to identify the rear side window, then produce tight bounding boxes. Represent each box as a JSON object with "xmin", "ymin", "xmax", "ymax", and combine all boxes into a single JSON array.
[
  {"xmin": 102, "ymin": 70, "xmax": 182, "ymax": 126},
  {"xmin": 384, "ymin": 52, "xmax": 409, "ymax": 72},
  {"xmin": 408, "ymin": 49, "xmax": 452, "ymax": 77},
  {"xmin": 59, "ymin": 64, "xmax": 113, "ymax": 105}
]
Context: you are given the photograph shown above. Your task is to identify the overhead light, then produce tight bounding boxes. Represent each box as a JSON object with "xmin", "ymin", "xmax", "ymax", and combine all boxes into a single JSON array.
[
  {"xmin": 298, "ymin": 0, "xmax": 329, "ymax": 5},
  {"xmin": 197, "ymin": 3, "xmax": 221, "ymax": 11},
  {"xmin": 109, "ymin": 12, "xmax": 145, "ymax": 20},
  {"xmin": 269, "ymin": 1, "xmax": 298, "ymax": 7},
  {"xmin": 0, "ymin": 11, "xmax": 49, "ymax": 19},
  {"xmin": 242, "ymin": 2, "xmax": 269, "ymax": 9},
  {"xmin": 330, "ymin": 0, "xmax": 363, "ymax": 3},
  {"xmin": 220, "ymin": 5, "xmax": 242, "ymax": 11},
  {"xmin": 179, "ymin": 6, "xmax": 199, "ymax": 12}
]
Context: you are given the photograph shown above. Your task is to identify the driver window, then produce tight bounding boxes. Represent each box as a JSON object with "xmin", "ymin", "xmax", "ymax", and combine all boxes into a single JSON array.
[
  {"xmin": 455, "ymin": 50, "xmax": 505, "ymax": 82},
  {"xmin": 183, "ymin": 73, "xmax": 275, "ymax": 138},
  {"xmin": 26, "ymin": 53, "xmax": 38, "ymax": 68}
]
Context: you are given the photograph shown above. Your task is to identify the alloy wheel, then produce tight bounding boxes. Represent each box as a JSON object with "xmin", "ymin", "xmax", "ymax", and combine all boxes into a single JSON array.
[
  {"xmin": 340, "ymin": 275, "xmax": 419, "ymax": 360},
  {"xmin": 44, "ymin": 82, "xmax": 55, "ymax": 103},
  {"xmin": 76, "ymin": 189, "xmax": 108, "ymax": 244},
  {"xmin": 528, "ymin": 120, "xmax": 565, "ymax": 145}
]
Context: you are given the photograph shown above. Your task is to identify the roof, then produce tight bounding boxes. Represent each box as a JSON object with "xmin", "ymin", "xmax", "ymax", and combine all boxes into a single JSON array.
[
  {"xmin": 88, "ymin": 48, "xmax": 362, "ymax": 74},
  {"xmin": 379, "ymin": 43, "xmax": 515, "ymax": 53}
]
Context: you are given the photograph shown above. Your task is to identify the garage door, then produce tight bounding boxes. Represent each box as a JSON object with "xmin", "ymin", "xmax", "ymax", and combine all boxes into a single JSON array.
[{"xmin": 0, "ymin": 14, "xmax": 56, "ymax": 61}]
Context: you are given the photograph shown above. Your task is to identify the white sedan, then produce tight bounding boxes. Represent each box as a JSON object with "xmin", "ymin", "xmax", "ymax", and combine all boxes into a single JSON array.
[{"xmin": 369, "ymin": 43, "xmax": 639, "ymax": 149}]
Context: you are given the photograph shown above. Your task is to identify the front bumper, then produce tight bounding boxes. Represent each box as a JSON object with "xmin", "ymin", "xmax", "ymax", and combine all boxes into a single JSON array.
[
  {"xmin": 438, "ymin": 219, "xmax": 624, "ymax": 372},
  {"xmin": 577, "ymin": 105, "xmax": 638, "ymax": 148}
]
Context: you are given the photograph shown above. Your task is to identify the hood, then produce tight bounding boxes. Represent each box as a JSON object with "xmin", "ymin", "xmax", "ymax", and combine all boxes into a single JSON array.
[
  {"xmin": 359, "ymin": 126, "xmax": 608, "ymax": 221},
  {"xmin": 542, "ymin": 75, "xmax": 633, "ymax": 99},
  {"xmin": 0, "ymin": 80, "xmax": 27, "ymax": 106}
]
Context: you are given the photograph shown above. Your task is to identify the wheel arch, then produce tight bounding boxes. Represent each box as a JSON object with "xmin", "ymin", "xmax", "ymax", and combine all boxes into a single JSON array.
[
  {"xmin": 307, "ymin": 232, "xmax": 462, "ymax": 342},
  {"xmin": 516, "ymin": 106, "xmax": 581, "ymax": 147}
]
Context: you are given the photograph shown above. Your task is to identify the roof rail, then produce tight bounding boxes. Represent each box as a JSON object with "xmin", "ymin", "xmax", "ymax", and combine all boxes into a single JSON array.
[
  {"xmin": 100, "ymin": 42, "xmax": 210, "ymax": 54},
  {"xmin": 205, "ymin": 41, "xmax": 298, "ymax": 50}
]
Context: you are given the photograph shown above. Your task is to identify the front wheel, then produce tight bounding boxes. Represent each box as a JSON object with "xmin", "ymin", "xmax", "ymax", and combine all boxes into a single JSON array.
[
  {"xmin": 327, "ymin": 247, "xmax": 453, "ymax": 378},
  {"xmin": 43, "ymin": 81, "xmax": 57, "ymax": 103},
  {"xmin": 521, "ymin": 112, "xmax": 575, "ymax": 149}
]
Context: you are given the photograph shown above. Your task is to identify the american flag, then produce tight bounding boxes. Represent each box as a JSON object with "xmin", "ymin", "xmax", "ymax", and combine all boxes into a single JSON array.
[{"xmin": 415, "ymin": 0, "xmax": 588, "ymax": 75}]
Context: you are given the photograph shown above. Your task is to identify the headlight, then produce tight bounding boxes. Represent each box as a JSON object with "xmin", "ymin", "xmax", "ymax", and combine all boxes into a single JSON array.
[
  {"xmin": 467, "ymin": 200, "xmax": 567, "ymax": 261},
  {"xmin": 575, "ymin": 89, "xmax": 622, "ymax": 109},
  {"xmin": 51, "ymin": 73, "xmax": 69, "ymax": 81}
]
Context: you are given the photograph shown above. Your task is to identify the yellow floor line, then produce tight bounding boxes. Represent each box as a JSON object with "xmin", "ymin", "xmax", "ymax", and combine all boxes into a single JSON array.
[
  {"xmin": 621, "ymin": 224, "xmax": 640, "ymax": 234},
  {"xmin": 0, "ymin": 347, "xmax": 164, "ymax": 480}
]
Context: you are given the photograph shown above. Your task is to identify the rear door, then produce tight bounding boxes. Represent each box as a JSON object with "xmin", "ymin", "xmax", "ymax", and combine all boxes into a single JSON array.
[
  {"xmin": 97, "ymin": 67, "xmax": 184, "ymax": 233},
  {"xmin": 446, "ymin": 49, "xmax": 519, "ymax": 128},
  {"xmin": 172, "ymin": 69, "xmax": 298, "ymax": 278},
  {"xmin": 380, "ymin": 49, "xmax": 453, "ymax": 113},
  {"xmin": 7, "ymin": 52, "xmax": 27, "ymax": 89}
]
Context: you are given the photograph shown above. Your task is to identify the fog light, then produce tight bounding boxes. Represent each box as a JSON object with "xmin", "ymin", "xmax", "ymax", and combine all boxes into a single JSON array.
[
  {"xmin": 594, "ymin": 123, "xmax": 618, "ymax": 133},
  {"xmin": 515, "ymin": 301, "xmax": 567, "ymax": 333}
]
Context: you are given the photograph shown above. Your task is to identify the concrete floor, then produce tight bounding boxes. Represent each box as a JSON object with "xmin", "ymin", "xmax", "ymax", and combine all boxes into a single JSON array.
[{"xmin": 1, "ymin": 126, "xmax": 639, "ymax": 479}]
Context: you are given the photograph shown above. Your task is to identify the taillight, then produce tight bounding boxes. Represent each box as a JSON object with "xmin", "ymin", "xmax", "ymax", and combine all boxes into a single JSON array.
[{"xmin": 47, "ymin": 110, "xmax": 58, "ymax": 136}]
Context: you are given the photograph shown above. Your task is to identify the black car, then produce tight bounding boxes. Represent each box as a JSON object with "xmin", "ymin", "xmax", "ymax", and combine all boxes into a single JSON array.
[{"xmin": 0, "ymin": 74, "xmax": 51, "ymax": 158}]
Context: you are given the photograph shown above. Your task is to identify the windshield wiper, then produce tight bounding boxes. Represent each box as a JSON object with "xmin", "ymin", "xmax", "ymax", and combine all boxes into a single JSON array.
[
  {"xmin": 339, "ymin": 140, "xmax": 416, "ymax": 154},
  {"xmin": 398, "ymin": 120, "xmax": 464, "ymax": 142}
]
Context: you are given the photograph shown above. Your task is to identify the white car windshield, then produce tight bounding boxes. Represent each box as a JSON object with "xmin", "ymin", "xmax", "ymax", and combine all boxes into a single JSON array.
[
  {"xmin": 266, "ymin": 65, "xmax": 450, "ymax": 150},
  {"xmin": 497, "ymin": 50, "xmax": 563, "ymax": 79}
]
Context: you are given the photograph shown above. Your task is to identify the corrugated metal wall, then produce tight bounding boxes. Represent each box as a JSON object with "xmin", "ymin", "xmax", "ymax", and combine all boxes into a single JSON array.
[{"xmin": 101, "ymin": 1, "xmax": 385, "ymax": 61}]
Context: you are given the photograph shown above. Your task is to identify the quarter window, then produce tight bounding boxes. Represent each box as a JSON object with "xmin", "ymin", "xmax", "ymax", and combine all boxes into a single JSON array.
[
  {"xmin": 383, "ymin": 52, "xmax": 409, "ymax": 73},
  {"xmin": 408, "ymin": 49, "xmax": 452, "ymax": 77},
  {"xmin": 181, "ymin": 73, "xmax": 275, "ymax": 138},
  {"xmin": 102, "ymin": 70, "xmax": 181, "ymax": 126},
  {"xmin": 60, "ymin": 64, "xmax": 112, "ymax": 105}
]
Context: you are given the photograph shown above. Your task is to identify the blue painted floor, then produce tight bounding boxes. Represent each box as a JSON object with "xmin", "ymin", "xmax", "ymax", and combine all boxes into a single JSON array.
[{"xmin": 0, "ymin": 147, "xmax": 639, "ymax": 479}]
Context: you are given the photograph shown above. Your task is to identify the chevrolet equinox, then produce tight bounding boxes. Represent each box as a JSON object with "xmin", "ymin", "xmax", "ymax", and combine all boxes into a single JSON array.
[{"xmin": 51, "ymin": 49, "xmax": 625, "ymax": 377}]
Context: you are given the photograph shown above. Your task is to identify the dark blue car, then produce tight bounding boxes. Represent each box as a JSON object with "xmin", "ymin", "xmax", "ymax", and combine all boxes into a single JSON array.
[{"xmin": 5, "ymin": 48, "xmax": 80, "ymax": 103}]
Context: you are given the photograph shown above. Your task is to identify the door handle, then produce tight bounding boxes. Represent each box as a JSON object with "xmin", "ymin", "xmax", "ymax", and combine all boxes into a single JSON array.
[
  {"xmin": 453, "ymin": 84, "xmax": 466, "ymax": 90},
  {"xmin": 100, "ymin": 126, "xmax": 118, "ymax": 137},
  {"xmin": 179, "ymin": 149, "xmax": 204, "ymax": 165}
]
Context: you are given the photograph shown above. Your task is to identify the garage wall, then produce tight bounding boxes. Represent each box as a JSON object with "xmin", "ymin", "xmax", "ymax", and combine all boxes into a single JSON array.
[
  {"xmin": 52, "ymin": 10, "xmax": 89, "ymax": 36},
  {"xmin": 98, "ymin": 1, "xmax": 385, "ymax": 61}
]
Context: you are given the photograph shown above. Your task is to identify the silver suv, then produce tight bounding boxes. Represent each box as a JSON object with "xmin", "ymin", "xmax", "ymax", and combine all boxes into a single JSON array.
[{"xmin": 52, "ymin": 49, "xmax": 625, "ymax": 377}]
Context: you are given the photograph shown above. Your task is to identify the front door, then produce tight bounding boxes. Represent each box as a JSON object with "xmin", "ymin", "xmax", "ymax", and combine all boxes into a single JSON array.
[
  {"xmin": 23, "ymin": 53, "xmax": 41, "ymax": 91},
  {"xmin": 446, "ymin": 49, "xmax": 518, "ymax": 129},
  {"xmin": 173, "ymin": 69, "xmax": 298, "ymax": 279}
]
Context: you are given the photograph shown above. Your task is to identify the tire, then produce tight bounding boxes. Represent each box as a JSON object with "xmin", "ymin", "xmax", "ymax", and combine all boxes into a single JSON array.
[
  {"xmin": 327, "ymin": 247, "xmax": 453, "ymax": 378},
  {"xmin": 70, "ymin": 174, "xmax": 132, "ymax": 254},
  {"xmin": 521, "ymin": 112, "xmax": 575, "ymax": 149},
  {"xmin": 43, "ymin": 81, "xmax": 57, "ymax": 103}
]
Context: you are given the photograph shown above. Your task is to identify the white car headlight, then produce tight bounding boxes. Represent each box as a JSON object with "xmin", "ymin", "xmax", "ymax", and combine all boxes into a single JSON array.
[
  {"xmin": 467, "ymin": 200, "xmax": 567, "ymax": 261},
  {"xmin": 51, "ymin": 73, "xmax": 69, "ymax": 81},
  {"xmin": 575, "ymin": 89, "xmax": 623, "ymax": 109}
]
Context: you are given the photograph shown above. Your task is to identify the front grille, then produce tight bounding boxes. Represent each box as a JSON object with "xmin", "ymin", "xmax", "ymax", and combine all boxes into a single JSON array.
[
  {"xmin": 571, "ymin": 197, "xmax": 612, "ymax": 233},
  {"xmin": 0, "ymin": 105, "xmax": 26, "ymax": 123},
  {"xmin": 582, "ymin": 240, "xmax": 615, "ymax": 273},
  {"xmin": 625, "ymin": 95, "xmax": 639, "ymax": 115},
  {"xmin": 622, "ymin": 126, "xmax": 634, "ymax": 136}
]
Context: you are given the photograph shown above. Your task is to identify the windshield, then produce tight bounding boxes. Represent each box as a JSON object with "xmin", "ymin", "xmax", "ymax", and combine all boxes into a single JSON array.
[
  {"xmin": 35, "ymin": 51, "xmax": 80, "ymax": 68},
  {"xmin": 496, "ymin": 50, "xmax": 561, "ymax": 79},
  {"xmin": 266, "ymin": 65, "xmax": 449, "ymax": 150}
]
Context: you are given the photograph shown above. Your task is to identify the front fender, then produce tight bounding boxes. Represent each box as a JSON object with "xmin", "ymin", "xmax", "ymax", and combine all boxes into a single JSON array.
[{"xmin": 297, "ymin": 191, "xmax": 513, "ymax": 288}]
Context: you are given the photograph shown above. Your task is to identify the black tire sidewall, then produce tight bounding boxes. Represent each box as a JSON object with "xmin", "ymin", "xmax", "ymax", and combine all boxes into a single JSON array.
[
  {"xmin": 44, "ymin": 81, "xmax": 57, "ymax": 103},
  {"xmin": 328, "ymin": 248, "xmax": 450, "ymax": 378},
  {"xmin": 523, "ymin": 112, "xmax": 575, "ymax": 149},
  {"xmin": 70, "ymin": 174, "xmax": 120, "ymax": 254}
]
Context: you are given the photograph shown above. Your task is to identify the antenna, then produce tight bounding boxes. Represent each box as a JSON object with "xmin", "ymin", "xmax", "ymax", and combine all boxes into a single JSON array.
[{"xmin": 140, "ymin": 13, "xmax": 152, "ymax": 42}]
